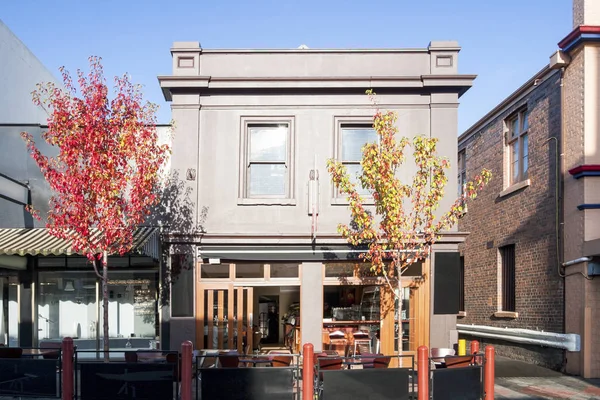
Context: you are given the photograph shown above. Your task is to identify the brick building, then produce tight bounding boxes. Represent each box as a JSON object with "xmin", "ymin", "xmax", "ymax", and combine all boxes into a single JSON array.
[{"xmin": 458, "ymin": 0, "xmax": 600, "ymax": 378}]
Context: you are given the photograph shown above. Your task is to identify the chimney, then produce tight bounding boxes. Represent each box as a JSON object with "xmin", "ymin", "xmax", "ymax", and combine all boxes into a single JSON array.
[{"xmin": 573, "ymin": 0, "xmax": 600, "ymax": 27}]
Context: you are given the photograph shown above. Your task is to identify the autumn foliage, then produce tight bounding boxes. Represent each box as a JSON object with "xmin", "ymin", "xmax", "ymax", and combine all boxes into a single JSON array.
[
  {"xmin": 21, "ymin": 56, "xmax": 170, "ymax": 353},
  {"xmin": 328, "ymin": 92, "xmax": 491, "ymax": 278}
]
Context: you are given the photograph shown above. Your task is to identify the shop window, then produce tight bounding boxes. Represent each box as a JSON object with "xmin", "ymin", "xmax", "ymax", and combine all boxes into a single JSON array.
[
  {"xmin": 235, "ymin": 263, "xmax": 264, "ymax": 279},
  {"xmin": 201, "ymin": 264, "xmax": 230, "ymax": 279},
  {"xmin": 325, "ymin": 263, "xmax": 354, "ymax": 278},
  {"xmin": 270, "ymin": 263, "xmax": 299, "ymax": 278},
  {"xmin": 38, "ymin": 271, "xmax": 158, "ymax": 342}
]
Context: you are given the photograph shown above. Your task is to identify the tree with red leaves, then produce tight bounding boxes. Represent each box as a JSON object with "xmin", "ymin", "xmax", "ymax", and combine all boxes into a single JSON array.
[
  {"xmin": 21, "ymin": 56, "xmax": 170, "ymax": 358},
  {"xmin": 327, "ymin": 90, "xmax": 491, "ymax": 354}
]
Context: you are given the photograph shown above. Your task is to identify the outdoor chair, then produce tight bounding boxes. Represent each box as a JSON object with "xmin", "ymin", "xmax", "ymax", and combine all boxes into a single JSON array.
[
  {"xmin": 360, "ymin": 353, "xmax": 382, "ymax": 369},
  {"xmin": 218, "ymin": 351, "xmax": 240, "ymax": 368},
  {"xmin": 270, "ymin": 354, "xmax": 293, "ymax": 368},
  {"xmin": 352, "ymin": 331, "xmax": 371, "ymax": 356},
  {"xmin": 431, "ymin": 347, "xmax": 455, "ymax": 369},
  {"xmin": 445, "ymin": 355, "xmax": 475, "ymax": 368},
  {"xmin": 124, "ymin": 351, "xmax": 138, "ymax": 363},
  {"xmin": 315, "ymin": 356, "xmax": 343, "ymax": 399}
]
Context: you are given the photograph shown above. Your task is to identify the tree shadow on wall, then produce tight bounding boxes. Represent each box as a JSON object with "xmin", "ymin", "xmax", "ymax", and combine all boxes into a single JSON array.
[{"xmin": 146, "ymin": 170, "xmax": 208, "ymax": 308}]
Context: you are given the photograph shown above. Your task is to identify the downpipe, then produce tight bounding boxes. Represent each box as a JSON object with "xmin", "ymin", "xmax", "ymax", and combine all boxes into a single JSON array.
[{"xmin": 457, "ymin": 323, "xmax": 580, "ymax": 352}]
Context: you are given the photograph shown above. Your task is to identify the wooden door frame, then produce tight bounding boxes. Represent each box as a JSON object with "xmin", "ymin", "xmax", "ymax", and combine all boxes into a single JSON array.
[
  {"xmin": 195, "ymin": 283, "xmax": 254, "ymax": 353},
  {"xmin": 380, "ymin": 259, "xmax": 430, "ymax": 367}
]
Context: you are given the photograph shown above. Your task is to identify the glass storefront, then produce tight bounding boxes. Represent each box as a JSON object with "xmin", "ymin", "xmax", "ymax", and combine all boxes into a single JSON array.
[
  {"xmin": 38, "ymin": 270, "xmax": 158, "ymax": 343},
  {"xmin": 0, "ymin": 277, "xmax": 19, "ymax": 346}
]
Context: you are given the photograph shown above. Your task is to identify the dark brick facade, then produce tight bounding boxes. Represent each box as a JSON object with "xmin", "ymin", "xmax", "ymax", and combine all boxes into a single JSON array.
[{"xmin": 458, "ymin": 69, "xmax": 565, "ymax": 370}]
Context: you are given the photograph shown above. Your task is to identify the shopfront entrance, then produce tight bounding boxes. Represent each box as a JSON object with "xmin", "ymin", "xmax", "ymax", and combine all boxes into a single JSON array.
[
  {"xmin": 195, "ymin": 262, "xmax": 302, "ymax": 352},
  {"xmin": 322, "ymin": 261, "xmax": 429, "ymax": 367},
  {"xmin": 195, "ymin": 260, "xmax": 430, "ymax": 364}
]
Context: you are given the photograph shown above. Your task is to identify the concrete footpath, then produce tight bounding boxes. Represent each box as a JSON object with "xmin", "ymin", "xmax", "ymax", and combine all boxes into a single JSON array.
[{"xmin": 495, "ymin": 356, "xmax": 600, "ymax": 399}]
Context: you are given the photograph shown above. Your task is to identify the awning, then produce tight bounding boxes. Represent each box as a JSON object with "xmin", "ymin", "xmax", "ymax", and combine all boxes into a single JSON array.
[
  {"xmin": 198, "ymin": 244, "xmax": 371, "ymax": 262},
  {"xmin": 0, "ymin": 227, "xmax": 160, "ymax": 260}
]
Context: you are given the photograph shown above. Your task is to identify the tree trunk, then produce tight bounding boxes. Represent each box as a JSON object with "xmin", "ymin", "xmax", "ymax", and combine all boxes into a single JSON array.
[
  {"xmin": 397, "ymin": 268, "xmax": 404, "ymax": 359},
  {"xmin": 102, "ymin": 251, "xmax": 109, "ymax": 362}
]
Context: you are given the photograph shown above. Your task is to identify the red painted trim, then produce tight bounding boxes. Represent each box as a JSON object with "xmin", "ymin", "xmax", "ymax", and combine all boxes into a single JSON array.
[
  {"xmin": 559, "ymin": 26, "xmax": 600, "ymax": 49},
  {"xmin": 568, "ymin": 165, "xmax": 600, "ymax": 175}
]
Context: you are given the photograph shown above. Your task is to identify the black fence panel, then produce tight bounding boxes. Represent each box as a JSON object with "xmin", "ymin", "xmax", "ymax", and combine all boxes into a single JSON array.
[
  {"xmin": 0, "ymin": 358, "xmax": 60, "ymax": 398},
  {"xmin": 321, "ymin": 368, "xmax": 411, "ymax": 400},
  {"xmin": 431, "ymin": 366, "xmax": 482, "ymax": 400},
  {"xmin": 79, "ymin": 363, "xmax": 175, "ymax": 400},
  {"xmin": 198, "ymin": 367, "xmax": 295, "ymax": 400}
]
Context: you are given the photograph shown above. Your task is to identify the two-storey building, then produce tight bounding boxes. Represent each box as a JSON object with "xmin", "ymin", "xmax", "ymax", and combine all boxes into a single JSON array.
[{"xmin": 159, "ymin": 41, "xmax": 476, "ymax": 357}]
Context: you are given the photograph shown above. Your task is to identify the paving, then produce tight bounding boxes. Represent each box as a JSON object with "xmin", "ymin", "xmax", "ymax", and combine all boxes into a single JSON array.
[{"xmin": 495, "ymin": 356, "xmax": 600, "ymax": 399}]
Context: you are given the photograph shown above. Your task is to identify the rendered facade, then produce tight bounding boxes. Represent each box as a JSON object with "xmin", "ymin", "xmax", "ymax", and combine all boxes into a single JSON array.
[{"xmin": 158, "ymin": 41, "xmax": 475, "ymax": 357}]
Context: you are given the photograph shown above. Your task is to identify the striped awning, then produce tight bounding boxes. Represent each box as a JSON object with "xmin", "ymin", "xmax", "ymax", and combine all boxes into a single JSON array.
[{"xmin": 0, "ymin": 227, "xmax": 160, "ymax": 260}]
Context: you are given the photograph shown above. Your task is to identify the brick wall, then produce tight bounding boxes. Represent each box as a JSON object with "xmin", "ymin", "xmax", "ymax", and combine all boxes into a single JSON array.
[{"xmin": 458, "ymin": 70, "xmax": 565, "ymax": 370}]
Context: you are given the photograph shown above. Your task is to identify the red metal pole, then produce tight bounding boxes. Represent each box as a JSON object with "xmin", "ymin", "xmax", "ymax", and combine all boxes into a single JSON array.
[
  {"xmin": 302, "ymin": 343, "xmax": 314, "ymax": 400},
  {"xmin": 62, "ymin": 337, "xmax": 74, "ymax": 400},
  {"xmin": 484, "ymin": 345, "xmax": 495, "ymax": 400},
  {"xmin": 180, "ymin": 340, "xmax": 193, "ymax": 400},
  {"xmin": 471, "ymin": 340, "xmax": 480, "ymax": 365},
  {"xmin": 417, "ymin": 345, "xmax": 429, "ymax": 400}
]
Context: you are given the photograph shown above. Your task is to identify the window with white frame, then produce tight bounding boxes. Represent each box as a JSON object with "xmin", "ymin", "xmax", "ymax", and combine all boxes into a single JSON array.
[
  {"xmin": 337, "ymin": 123, "xmax": 379, "ymax": 197},
  {"xmin": 241, "ymin": 120, "xmax": 293, "ymax": 199},
  {"xmin": 458, "ymin": 150, "xmax": 466, "ymax": 196},
  {"xmin": 506, "ymin": 109, "xmax": 529, "ymax": 185}
]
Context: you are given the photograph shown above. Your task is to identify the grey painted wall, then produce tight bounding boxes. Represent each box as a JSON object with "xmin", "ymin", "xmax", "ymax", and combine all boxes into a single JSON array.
[
  {"xmin": 162, "ymin": 43, "xmax": 469, "ymax": 237},
  {"xmin": 0, "ymin": 21, "xmax": 60, "ymax": 228},
  {"xmin": 160, "ymin": 42, "xmax": 473, "ymax": 349},
  {"xmin": 0, "ymin": 20, "xmax": 58, "ymax": 124}
]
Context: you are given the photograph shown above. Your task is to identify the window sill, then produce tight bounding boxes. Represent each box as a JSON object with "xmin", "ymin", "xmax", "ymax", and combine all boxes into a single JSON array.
[
  {"xmin": 499, "ymin": 179, "xmax": 530, "ymax": 198},
  {"xmin": 237, "ymin": 198, "xmax": 296, "ymax": 206},
  {"xmin": 493, "ymin": 311, "xmax": 518, "ymax": 319},
  {"xmin": 457, "ymin": 311, "xmax": 467, "ymax": 318},
  {"xmin": 331, "ymin": 198, "xmax": 375, "ymax": 206}
]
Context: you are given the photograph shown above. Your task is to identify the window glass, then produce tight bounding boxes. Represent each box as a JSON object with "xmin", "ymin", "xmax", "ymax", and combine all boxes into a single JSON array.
[
  {"xmin": 270, "ymin": 263, "xmax": 299, "ymax": 278},
  {"xmin": 249, "ymin": 164, "xmax": 286, "ymax": 196},
  {"xmin": 249, "ymin": 126, "xmax": 287, "ymax": 161},
  {"xmin": 235, "ymin": 264, "xmax": 264, "ymax": 279},
  {"xmin": 341, "ymin": 128, "xmax": 378, "ymax": 161},
  {"xmin": 201, "ymin": 265, "xmax": 229, "ymax": 279}
]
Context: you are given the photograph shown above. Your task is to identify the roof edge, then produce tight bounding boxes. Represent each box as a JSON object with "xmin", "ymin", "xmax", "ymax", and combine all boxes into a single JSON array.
[{"xmin": 459, "ymin": 65, "xmax": 554, "ymax": 144}]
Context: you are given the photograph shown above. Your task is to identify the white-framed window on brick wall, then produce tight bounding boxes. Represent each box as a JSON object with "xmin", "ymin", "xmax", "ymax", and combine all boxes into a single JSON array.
[
  {"xmin": 332, "ymin": 117, "xmax": 379, "ymax": 202},
  {"xmin": 506, "ymin": 109, "xmax": 529, "ymax": 185},
  {"xmin": 238, "ymin": 117, "xmax": 295, "ymax": 205}
]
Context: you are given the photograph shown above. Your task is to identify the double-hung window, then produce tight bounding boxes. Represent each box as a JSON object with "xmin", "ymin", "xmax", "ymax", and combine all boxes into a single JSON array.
[
  {"xmin": 239, "ymin": 117, "xmax": 295, "ymax": 204},
  {"xmin": 507, "ymin": 109, "xmax": 529, "ymax": 185}
]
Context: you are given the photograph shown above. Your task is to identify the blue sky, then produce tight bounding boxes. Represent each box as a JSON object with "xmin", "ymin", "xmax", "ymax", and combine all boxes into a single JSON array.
[{"xmin": 3, "ymin": 0, "xmax": 571, "ymax": 133}]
